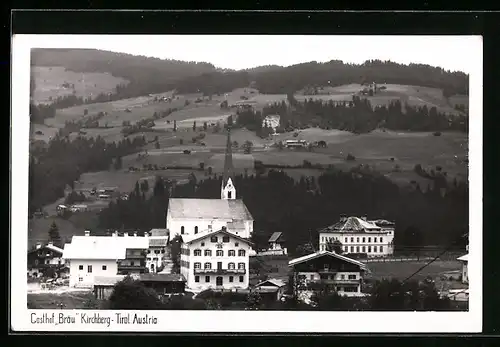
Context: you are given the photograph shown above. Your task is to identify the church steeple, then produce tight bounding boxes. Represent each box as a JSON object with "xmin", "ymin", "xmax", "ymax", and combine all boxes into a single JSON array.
[{"xmin": 221, "ymin": 120, "xmax": 236, "ymax": 200}]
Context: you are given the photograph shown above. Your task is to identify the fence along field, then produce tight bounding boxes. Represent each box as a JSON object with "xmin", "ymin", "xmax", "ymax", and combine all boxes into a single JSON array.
[{"xmin": 32, "ymin": 66, "xmax": 129, "ymax": 105}]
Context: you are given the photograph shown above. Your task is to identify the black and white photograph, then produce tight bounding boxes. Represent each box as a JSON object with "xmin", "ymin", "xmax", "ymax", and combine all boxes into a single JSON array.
[{"xmin": 11, "ymin": 33, "xmax": 482, "ymax": 333}]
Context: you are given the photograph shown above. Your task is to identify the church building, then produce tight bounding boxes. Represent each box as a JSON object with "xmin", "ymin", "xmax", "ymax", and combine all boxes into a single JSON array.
[{"xmin": 173, "ymin": 125, "xmax": 255, "ymax": 291}]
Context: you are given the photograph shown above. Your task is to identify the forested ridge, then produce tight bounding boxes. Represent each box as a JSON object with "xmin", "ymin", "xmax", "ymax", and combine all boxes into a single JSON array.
[{"xmin": 32, "ymin": 49, "xmax": 468, "ymax": 108}]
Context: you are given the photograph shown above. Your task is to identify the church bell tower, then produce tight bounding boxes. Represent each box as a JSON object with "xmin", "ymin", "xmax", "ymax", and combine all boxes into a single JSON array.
[{"xmin": 221, "ymin": 121, "xmax": 236, "ymax": 200}]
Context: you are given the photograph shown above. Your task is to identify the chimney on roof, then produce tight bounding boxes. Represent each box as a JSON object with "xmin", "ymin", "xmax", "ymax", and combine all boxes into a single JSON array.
[
  {"xmin": 84, "ymin": 230, "xmax": 90, "ymax": 237},
  {"xmin": 36, "ymin": 242, "xmax": 41, "ymax": 249},
  {"xmin": 222, "ymin": 226, "xmax": 227, "ymax": 231},
  {"xmin": 361, "ymin": 215, "xmax": 367, "ymax": 221}
]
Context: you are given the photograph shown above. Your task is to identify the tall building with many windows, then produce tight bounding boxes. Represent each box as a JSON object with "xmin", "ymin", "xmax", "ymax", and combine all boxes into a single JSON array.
[
  {"xmin": 172, "ymin": 125, "xmax": 254, "ymax": 291},
  {"xmin": 318, "ymin": 215, "xmax": 395, "ymax": 257}
]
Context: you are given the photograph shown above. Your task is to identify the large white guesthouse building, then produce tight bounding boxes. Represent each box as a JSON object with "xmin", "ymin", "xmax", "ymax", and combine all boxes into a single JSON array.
[{"xmin": 318, "ymin": 215, "xmax": 395, "ymax": 257}]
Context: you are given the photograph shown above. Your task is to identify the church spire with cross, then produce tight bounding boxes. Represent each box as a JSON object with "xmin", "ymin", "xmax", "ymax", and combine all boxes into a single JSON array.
[{"xmin": 221, "ymin": 118, "xmax": 236, "ymax": 200}]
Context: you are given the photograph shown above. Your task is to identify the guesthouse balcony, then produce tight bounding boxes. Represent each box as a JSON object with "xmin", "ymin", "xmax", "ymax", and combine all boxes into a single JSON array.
[
  {"xmin": 194, "ymin": 268, "xmax": 246, "ymax": 275},
  {"xmin": 125, "ymin": 249, "xmax": 147, "ymax": 259}
]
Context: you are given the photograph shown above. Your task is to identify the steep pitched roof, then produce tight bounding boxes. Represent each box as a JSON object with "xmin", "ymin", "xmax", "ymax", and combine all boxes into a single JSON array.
[
  {"xmin": 288, "ymin": 250, "xmax": 367, "ymax": 270},
  {"xmin": 319, "ymin": 217, "xmax": 382, "ymax": 233},
  {"xmin": 255, "ymin": 278, "xmax": 286, "ymax": 288},
  {"xmin": 181, "ymin": 228, "xmax": 253, "ymax": 246},
  {"xmin": 168, "ymin": 198, "xmax": 253, "ymax": 220},
  {"xmin": 268, "ymin": 232, "xmax": 283, "ymax": 243},
  {"xmin": 28, "ymin": 244, "xmax": 64, "ymax": 255}
]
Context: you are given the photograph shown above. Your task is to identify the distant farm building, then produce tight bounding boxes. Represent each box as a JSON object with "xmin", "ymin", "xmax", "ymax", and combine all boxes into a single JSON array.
[
  {"xmin": 262, "ymin": 114, "xmax": 280, "ymax": 132},
  {"xmin": 283, "ymin": 139, "xmax": 308, "ymax": 148}
]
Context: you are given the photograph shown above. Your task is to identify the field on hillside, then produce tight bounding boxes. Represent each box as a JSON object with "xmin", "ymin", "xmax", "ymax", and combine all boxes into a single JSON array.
[
  {"xmin": 32, "ymin": 66, "xmax": 129, "ymax": 105},
  {"xmin": 30, "ymin": 123, "xmax": 60, "ymax": 142}
]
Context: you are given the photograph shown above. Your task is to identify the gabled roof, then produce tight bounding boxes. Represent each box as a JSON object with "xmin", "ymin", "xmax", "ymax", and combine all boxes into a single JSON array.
[
  {"xmin": 288, "ymin": 250, "xmax": 367, "ymax": 270},
  {"xmin": 319, "ymin": 217, "xmax": 383, "ymax": 233},
  {"xmin": 28, "ymin": 244, "xmax": 64, "ymax": 255},
  {"xmin": 255, "ymin": 278, "xmax": 286, "ymax": 288},
  {"xmin": 181, "ymin": 228, "xmax": 252, "ymax": 246},
  {"xmin": 63, "ymin": 235, "xmax": 149, "ymax": 260},
  {"xmin": 149, "ymin": 237, "xmax": 168, "ymax": 247},
  {"xmin": 457, "ymin": 254, "xmax": 469, "ymax": 262},
  {"xmin": 269, "ymin": 232, "xmax": 283, "ymax": 243},
  {"xmin": 168, "ymin": 198, "xmax": 253, "ymax": 221}
]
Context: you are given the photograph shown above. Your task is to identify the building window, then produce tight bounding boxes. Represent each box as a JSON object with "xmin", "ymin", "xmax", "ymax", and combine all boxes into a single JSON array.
[
  {"xmin": 205, "ymin": 276, "xmax": 210, "ymax": 283},
  {"xmin": 201, "ymin": 242, "xmax": 205, "ymax": 247},
  {"xmin": 228, "ymin": 250, "xmax": 235, "ymax": 257},
  {"xmin": 228, "ymin": 262, "xmax": 235, "ymax": 269},
  {"xmin": 238, "ymin": 263, "xmax": 245, "ymax": 270},
  {"xmin": 194, "ymin": 249, "xmax": 201, "ymax": 256},
  {"xmin": 148, "ymin": 250, "xmax": 151, "ymax": 254},
  {"xmin": 344, "ymin": 286, "xmax": 358, "ymax": 292},
  {"xmin": 181, "ymin": 226, "xmax": 185, "ymax": 235},
  {"xmin": 321, "ymin": 237, "xmax": 324, "ymax": 242},
  {"xmin": 368, "ymin": 237, "xmax": 371, "ymax": 243},
  {"xmin": 216, "ymin": 250, "xmax": 223, "ymax": 257},
  {"xmin": 102, "ymin": 265, "xmax": 107, "ymax": 271},
  {"xmin": 204, "ymin": 263, "xmax": 211, "ymax": 269},
  {"xmin": 194, "ymin": 226, "xmax": 198, "ymax": 234},
  {"xmin": 194, "ymin": 262, "xmax": 201, "ymax": 269},
  {"xmin": 229, "ymin": 276, "xmax": 234, "ymax": 282},
  {"xmin": 223, "ymin": 236, "xmax": 230, "ymax": 243},
  {"xmin": 88, "ymin": 265, "xmax": 92, "ymax": 273},
  {"xmin": 341, "ymin": 274, "xmax": 345, "ymax": 280},
  {"xmin": 239, "ymin": 276, "xmax": 244, "ymax": 282},
  {"xmin": 344, "ymin": 246, "xmax": 348, "ymax": 252},
  {"xmin": 211, "ymin": 236, "xmax": 218, "ymax": 243},
  {"xmin": 131, "ymin": 261, "xmax": 135, "ymax": 266},
  {"xmin": 323, "ymin": 263, "xmax": 329, "ymax": 271},
  {"xmin": 348, "ymin": 274, "xmax": 357, "ymax": 280},
  {"xmin": 345, "ymin": 237, "xmax": 348, "ymax": 243},
  {"xmin": 79, "ymin": 265, "xmax": 83, "ymax": 270},
  {"xmin": 79, "ymin": 277, "xmax": 83, "ymax": 282},
  {"xmin": 380, "ymin": 246, "xmax": 383, "ymax": 253},
  {"xmin": 368, "ymin": 246, "xmax": 371, "ymax": 253},
  {"xmin": 205, "ymin": 250, "xmax": 212, "ymax": 256},
  {"xmin": 153, "ymin": 258, "xmax": 158, "ymax": 261},
  {"xmin": 362, "ymin": 237, "xmax": 366, "ymax": 243},
  {"xmin": 356, "ymin": 237, "xmax": 360, "ymax": 242},
  {"xmin": 380, "ymin": 237, "xmax": 383, "ymax": 243},
  {"xmin": 154, "ymin": 250, "xmax": 160, "ymax": 254},
  {"xmin": 350, "ymin": 246, "xmax": 354, "ymax": 253},
  {"xmin": 235, "ymin": 242, "xmax": 239, "ymax": 247},
  {"xmin": 356, "ymin": 246, "xmax": 360, "ymax": 253},
  {"xmin": 238, "ymin": 250, "xmax": 246, "ymax": 256},
  {"xmin": 351, "ymin": 237, "xmax": 354, "ymax": 243},
  {"xmin": 195, "ymin": 276, "xmax": 200, "ymax": 283},
  {"xmin": 362, "ymin": 246, "xmax": 366, "ymax": 253}
]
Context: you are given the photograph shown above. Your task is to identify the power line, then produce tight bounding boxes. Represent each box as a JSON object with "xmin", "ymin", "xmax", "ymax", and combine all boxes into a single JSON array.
[{"xmin": 401, "ymin": 232, "xmax": 468, "ymax": 284}]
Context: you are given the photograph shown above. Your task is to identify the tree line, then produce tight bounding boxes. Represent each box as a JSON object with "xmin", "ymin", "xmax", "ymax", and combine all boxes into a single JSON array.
[
  {"xmin": 98, "ymin": 168, "xmax": 468, "ymax": 255},
  {"xmin": 29, "ymin": 134, "xmax": 146, "ymax": 214},
  {"xmin": 32, "ymin": 49, "xmax": 468, "ymax": 109},
  {"xmin": 235, "ymin": 95, "xmax": 467, "ymax": 135}
]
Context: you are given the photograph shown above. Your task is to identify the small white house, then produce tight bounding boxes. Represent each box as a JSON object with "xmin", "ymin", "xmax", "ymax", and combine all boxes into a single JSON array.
[
  {"xmin": 62, "ymin": 231, "xmax": 149, "ymax": 288},
  {"xmin": 254, "ymin": 278, "xmax": 287, "ymax": 301},
  {"xmin": 457, "ymin": 254, "xmax": 468, "ymax": 283}
]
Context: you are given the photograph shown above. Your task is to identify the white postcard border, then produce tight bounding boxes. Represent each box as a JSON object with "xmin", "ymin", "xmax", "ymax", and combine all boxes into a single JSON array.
[{"xmin": 10, "ymin": 34, "xmax": 483, "ymax": 333}]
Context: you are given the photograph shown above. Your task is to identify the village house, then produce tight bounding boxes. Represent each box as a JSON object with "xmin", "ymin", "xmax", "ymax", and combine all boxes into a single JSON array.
[
  {"xmin": 318, "ymin": 215, "xmax": 395, "ymax": 257},
  {"xmin": 262, "ymin": 114, "xmax": 280, "ymax": 132},
  {"xmin": 263, "ymin": 232, "xmax": 287, "ymax": 255},
  {"xmin": 146, "ymin": 228, "xmax": 170, "ymax": 273},
  {"xmin": 457, "ymin": 253, "xmax": 468, "ymax": 284},
  {"xmin": 27, "ymin": 242, "xmax": 65, "ymax": 278},
  {"xmin": 288, "ymin": 250, "xmax": 368, "ymax": 297},
  {"xmin": 254, "ymin": 278, "xmax": 287, "ymax": 301},
  {"xmin": 62, "ymin": 231, "xmax": 149, "ymax": 288},
  {"xmin": 179, "ymin": 226, "xmax": 252, "ymax": 291}
]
